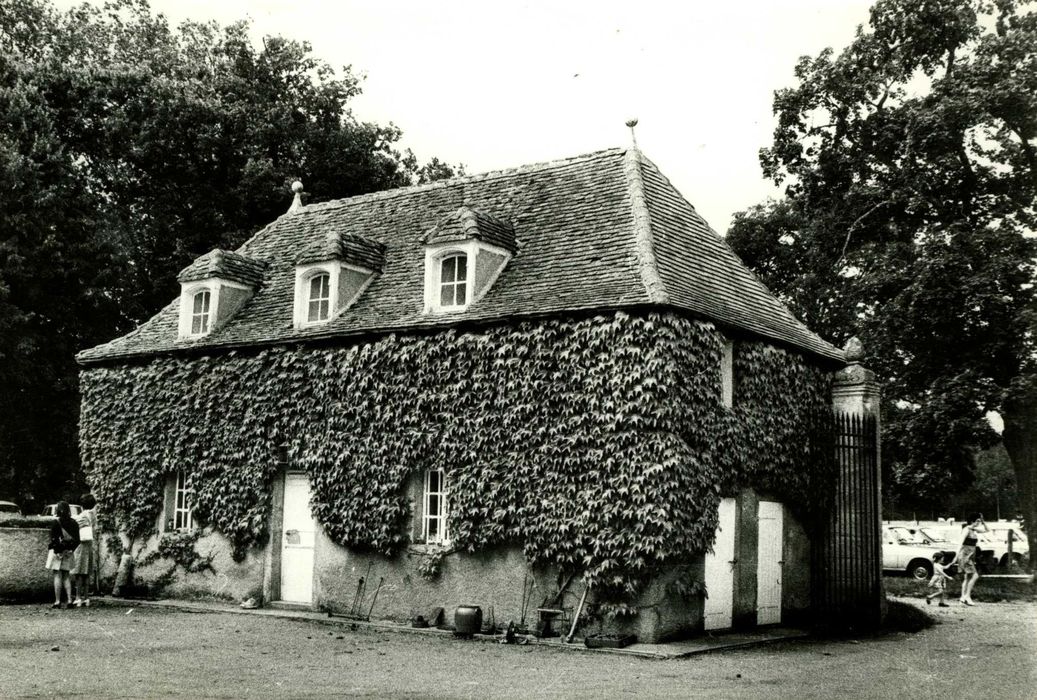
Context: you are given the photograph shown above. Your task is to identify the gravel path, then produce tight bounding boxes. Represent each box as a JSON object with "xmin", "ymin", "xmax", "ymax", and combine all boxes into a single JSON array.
[{"xmin": 0, "ymin": 598, "xmax": 1033, "ymax": 698}]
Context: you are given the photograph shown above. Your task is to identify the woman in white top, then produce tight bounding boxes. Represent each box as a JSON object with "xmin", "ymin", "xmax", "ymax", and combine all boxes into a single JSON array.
[{"xmin": 71, "ymin": 493, "xmax": 98, "ymax": 607}]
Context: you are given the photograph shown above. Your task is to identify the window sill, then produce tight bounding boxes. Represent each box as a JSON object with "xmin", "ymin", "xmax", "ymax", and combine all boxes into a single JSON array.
[{"xmin": 407, "ymin": 542, "xmax": 453, "ymax": 555}]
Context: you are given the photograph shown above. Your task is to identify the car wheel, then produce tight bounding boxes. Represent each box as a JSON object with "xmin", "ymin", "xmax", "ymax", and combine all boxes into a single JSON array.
[{"xmin": 908, "ymin": 559, "xmax": 933, "ymax": 581}]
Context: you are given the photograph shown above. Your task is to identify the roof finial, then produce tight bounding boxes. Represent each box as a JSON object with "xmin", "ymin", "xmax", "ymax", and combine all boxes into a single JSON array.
[
  {"xmin": 625, "ymin": 118, "xmax": 639, "ymax": 149},
  {"xmin": 288, "ymin": 180, "xmax": 304, "ymax": 214}
]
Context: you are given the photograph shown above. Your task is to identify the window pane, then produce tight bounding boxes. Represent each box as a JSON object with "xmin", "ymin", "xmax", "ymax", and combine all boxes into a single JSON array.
[
  {"xmin": 455, "ymin": 255, "xmax": 467, "ymax": 282},
  {"xmin": 441, "ymin": 256, "xmax": 456, "ymax": 283},
  {"xmin": 309, "ymin": 274, "xmax": 328, "ymax": 299},
  {"xmin": 428, "ymin": 470, "xmax": 440, "ymax": 491},
  {"xmin": 440, "ymin": 283, "xmax": 454, "ymax": 308},
  {"xmin": 427, "ymin": 518, "xmax": 439, "ymax": 539},
  {"xmin": 428, "ymin": 494, "xmax": 439, "ymax": 516},
  {"xmin": 454, "ymin": 283, "xmax": 466, "ymax": 305}
]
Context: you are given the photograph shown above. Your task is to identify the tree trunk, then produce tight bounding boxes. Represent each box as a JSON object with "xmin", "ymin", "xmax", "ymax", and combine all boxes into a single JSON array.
[{"xmin": 1002, "ymin": 376, "xmax": 1037, "ymax": 574}]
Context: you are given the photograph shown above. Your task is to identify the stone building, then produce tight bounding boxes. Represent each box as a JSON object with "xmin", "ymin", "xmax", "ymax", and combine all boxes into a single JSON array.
[{"xmin": 77, "ymin": 147, "xmax": 880, "ymax": 642}]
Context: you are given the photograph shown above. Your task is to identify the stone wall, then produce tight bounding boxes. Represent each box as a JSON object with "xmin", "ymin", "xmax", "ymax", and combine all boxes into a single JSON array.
[{"xmin": 0, "ymin": 526, "xmax": 53, "ymax": 600}]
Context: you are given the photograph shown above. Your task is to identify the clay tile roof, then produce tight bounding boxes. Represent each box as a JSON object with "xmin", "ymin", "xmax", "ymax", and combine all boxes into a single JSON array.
[
  {"xmin": 422, "ymin": 206, "xmax": 517, "ymax": 252},
  {"xmin": 78, "ymin": 147, "xmax": 844, "ymax": 365},
  {"xmin": 176, "ymin": 249, "xmax": 267, "ymax": 287},
  {"xmin": 295, "ymin": 231, "xmax": 386, "ymax": 271}
]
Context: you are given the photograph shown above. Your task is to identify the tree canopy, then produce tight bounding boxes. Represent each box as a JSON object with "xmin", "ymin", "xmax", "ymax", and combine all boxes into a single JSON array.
[
  {"xmin": 727, "ymin": 0, "xmax": 1036, "ymax": 543},
  {"xmin": 0, "ymin": 0, "xmax": 458, "ymax": 508}
]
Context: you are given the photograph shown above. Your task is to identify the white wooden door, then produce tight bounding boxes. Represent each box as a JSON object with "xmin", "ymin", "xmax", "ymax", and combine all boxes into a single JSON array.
[
  {"xmin": 280, "ymin": 473, "xmax": 316, "ymax": 604},
  {"xmin": 703, "ymin": 497, "xmax": 737, "ymax": 631},
  {"xmin": 756, "ymin": 500, "xmax": 783, "ymax": 625}
]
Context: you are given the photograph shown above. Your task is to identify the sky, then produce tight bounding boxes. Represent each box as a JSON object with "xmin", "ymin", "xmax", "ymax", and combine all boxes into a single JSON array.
[{"xmin": 54, "ymin": 0, "xmax": 876, "ymax": 233}]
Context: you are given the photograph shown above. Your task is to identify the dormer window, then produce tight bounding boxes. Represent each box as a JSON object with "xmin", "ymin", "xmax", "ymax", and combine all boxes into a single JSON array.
[
  {"xmin": 292, "ymin": 231, "xmax": 384, "ymax": 329},
  {"xmin": 422, "ymin": 206, "xmax": 515, "ymax": 314},
  {"xmin": 190, "ymin": 290, "xmax": 212, "ymax": 336},
  {"xmin": 307, "ymin": 273, "xmax": 331, "ymax": 322},
  {"xmin": 438, "ymin": 253, "xmax": 468, "ymax": 308},
  {"xmin": 176, "ymin": 249, "xmax": 267, "ymax": 341}
]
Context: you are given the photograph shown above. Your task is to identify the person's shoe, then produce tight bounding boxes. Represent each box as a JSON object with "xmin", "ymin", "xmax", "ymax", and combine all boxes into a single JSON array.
[
  {"xmin": 73, "ymin": 599, "xmax": 83, "ymax": 608},
  {"xmin": 83, "ymin": 599, "xmax": 90, "ymax": 607},
  {"xmin": 51, "ymin": 602, "xmax": 61, "ymax": 609},
  {"xmin": 963, "ymin": 599, "xmax": 974, "ymax": 606}
]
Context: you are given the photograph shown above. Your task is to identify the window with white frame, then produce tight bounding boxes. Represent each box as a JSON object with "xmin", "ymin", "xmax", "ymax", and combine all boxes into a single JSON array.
[
  {"xmin": 174, "ymin": 469, "xmax": 194, "ymax": 530},
  {"xmin": 307, "ymin": 272, "xmax": 331, "ymax": 323},
  {"xmin": 438, "ymin": 253, "xmax": 468, "ymax": 309},
  {"xmin": 422, "ymin": 468, "xmax": 448, "ymax": 544},
  {"xmin": 190, "ymin": 290, "xmax": 211, "ymax": 336},
  {"xmin": 720, "ymin": 339, "xmax": 734, "ymax": 408}
]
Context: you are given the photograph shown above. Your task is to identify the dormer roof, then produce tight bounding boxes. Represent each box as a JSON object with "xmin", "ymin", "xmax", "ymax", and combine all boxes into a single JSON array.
[
  {"xmin": 295, "ymin": 231, "xmax": 386, "ymax": 271},
  {"xmin": 422, "ymin": 206, "xmax": 516, "ymax": 252},
  {"xmin": 177, "ymin": 249, "xmax": 267, "ymax": 287},
  {"xmin": 79, "ymin": 147, "xmax": 844, "ymax": 365}
]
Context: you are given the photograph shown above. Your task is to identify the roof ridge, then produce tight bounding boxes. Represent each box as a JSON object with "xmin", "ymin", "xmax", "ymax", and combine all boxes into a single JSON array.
[
  {"xmin": 623, "ymin": 149, "xmax": 668, "ymax": 303},
  {"xmin": 637, "ymin": 154, "xmax": 842, "ymax": 355},
  {"xmin": 300, "ymin": 147, "xmax": 626, "ymax": 215}
]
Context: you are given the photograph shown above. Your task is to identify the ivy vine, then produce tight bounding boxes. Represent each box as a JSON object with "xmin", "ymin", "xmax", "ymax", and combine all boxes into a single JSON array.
[{"xmin": 80, "ymin": 311, "xmax": 834, "ymax": 604}]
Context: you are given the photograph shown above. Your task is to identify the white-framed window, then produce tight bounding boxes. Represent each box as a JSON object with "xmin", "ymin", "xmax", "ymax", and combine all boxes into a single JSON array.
[
  {"xmin": 190, "ymin": 290, "xmax": 211, "ymax": 336},
  {"xmin": 423, "ymin": 240, "xmax": 510, "ymax": 314},
  {"xmin": 438, "ymin": 253, "xmax": 468, "ymax": 309},
  {"xmin": 422, "ymin": 468, "xmax": 448, "ymax": 544},
  {"xmin": 174, "ymin": 468, "xmax": 194, "ymax": 531},
  {"xmin": 720, "ymin": 339, "xmax": 734, "ymax": 408},
  {"xmin": 307, "ymin": 272, "xmax": 331, "ymax": 323}
]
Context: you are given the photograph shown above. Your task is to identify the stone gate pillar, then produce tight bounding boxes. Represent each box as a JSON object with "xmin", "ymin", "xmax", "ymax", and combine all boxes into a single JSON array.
[{"xmin": 816, "ymin": 337, "xmax": 884, "ymax": 630}]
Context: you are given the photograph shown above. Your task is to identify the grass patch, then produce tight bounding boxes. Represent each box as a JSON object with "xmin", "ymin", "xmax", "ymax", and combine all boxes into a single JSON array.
[{"xmin": 884, "ymin": 575, "xmax": 1036, "ymax": 603}]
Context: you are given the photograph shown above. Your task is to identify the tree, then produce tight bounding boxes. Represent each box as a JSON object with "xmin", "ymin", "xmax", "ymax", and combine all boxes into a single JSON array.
[
  {"xmin": 0, "ymin": 0, "xmax": 460, "ymax": 507},
  {"xmin": 727, "ymin": 0, "xmax": 1037, "ymax": 560}
]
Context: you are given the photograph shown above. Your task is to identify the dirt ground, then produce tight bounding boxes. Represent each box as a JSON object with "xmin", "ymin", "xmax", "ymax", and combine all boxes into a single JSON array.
[{"xmin": 0, "ymin": 598, "xmax": 1034, "ymax": 699}]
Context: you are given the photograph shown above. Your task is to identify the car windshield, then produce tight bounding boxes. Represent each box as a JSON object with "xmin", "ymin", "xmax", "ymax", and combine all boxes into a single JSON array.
[
  {"xmin": 919, "ymin": 528, "xmax": 948, "ymax": 543},
  {"xmin": 889, "ymin": 527, "xmax": 927, "ymax": 544}
]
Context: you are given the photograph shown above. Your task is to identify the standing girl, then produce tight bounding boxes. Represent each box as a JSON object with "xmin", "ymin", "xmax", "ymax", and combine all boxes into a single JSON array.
[
  {"xmin": 45, "ymin": 501, "xmax": 80, "ymax": 608},
  {"xmin": 72, "ymin": 494, "xmax": 98, "ymax": 607}
]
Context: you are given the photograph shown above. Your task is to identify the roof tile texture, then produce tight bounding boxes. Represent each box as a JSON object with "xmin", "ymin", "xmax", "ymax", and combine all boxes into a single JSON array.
[{"xmin": 79, "ymin": 148, "xmax": 842, "ymax": 364}]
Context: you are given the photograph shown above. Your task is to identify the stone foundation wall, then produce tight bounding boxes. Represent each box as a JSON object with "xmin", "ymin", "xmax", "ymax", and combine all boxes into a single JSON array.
[{"xmin": 0, "ymin": 526, "xmax": 52, "ymax": 600}]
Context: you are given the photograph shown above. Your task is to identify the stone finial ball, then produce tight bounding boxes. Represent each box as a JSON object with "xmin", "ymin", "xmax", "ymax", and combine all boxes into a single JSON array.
[
  {"xmin": 625, "ymin": 118, "xmax": 639, "ymax": 128},
  {"xmin": 843, "ymin": 336, "xmax": 865, "ymax": 362},
  {"xmin": 291, "ymin": 180, "xmax": 304, "ymax": 193}
]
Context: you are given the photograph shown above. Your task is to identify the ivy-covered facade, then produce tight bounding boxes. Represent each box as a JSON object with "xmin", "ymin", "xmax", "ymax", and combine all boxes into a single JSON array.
[{"xmin": 78, "ymin": 147, "xmax": 848, "ymax": 642}]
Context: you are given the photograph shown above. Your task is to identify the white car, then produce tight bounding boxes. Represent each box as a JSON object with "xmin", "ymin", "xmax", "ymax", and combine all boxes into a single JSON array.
[
  {"xmin": 882, "ymin": 527, "xmax": 955, "ymax": 580},
  {"xmin": 905, "ymin": 524, "xmax": 1022, "ymax": 572},
  {"xmin": 41, "ymin": 503, "xmax": 83, "ymax": 517}
]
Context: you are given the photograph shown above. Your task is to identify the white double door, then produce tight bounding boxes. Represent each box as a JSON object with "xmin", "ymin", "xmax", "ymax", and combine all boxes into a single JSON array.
[
  {"xmin": 280, "ymin": 473, "xmax": 316, "ymax": 604},
  {"xmin": 703, "ymin": 498, "xmax": 784, "ymax": 630}
]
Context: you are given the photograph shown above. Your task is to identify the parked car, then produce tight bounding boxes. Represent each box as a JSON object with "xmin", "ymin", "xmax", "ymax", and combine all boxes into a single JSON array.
[
  {"xmin": 891, "ymin": 523, "xmax": 1017, "ymax": 573},
  {"xmin": 882, "ymin": 527, "xmax": 955, "ymax": 580},
  {"xmin": 40, "ymin": 503, "xmax": 82, "ymax": 517},
  {"xmin": 0, "ymin": 500, "xmax": 22, "ymax": 518}
]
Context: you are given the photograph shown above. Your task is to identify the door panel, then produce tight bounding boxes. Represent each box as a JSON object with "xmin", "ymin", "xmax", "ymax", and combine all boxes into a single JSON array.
[
  {"xmin": 703, "ymin": 497, "xmax": 737, "ymax": 631},
  {"xmin": 757, "ymin": 500, "xmax": 783, "ymax": 625},
  {"xmin": 280, "ymin": 473, "xmax": 316, "ymax": 604}
]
